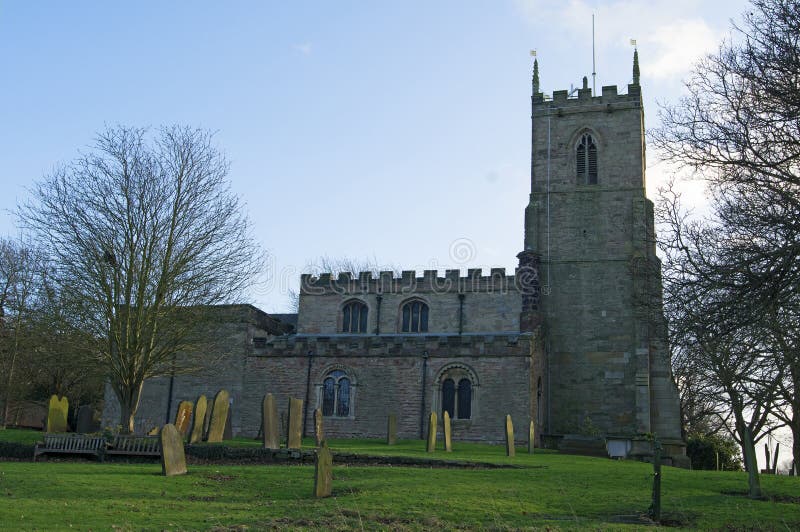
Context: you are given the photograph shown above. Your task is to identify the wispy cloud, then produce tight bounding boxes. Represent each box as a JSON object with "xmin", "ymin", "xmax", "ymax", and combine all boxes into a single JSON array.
[
  {"xmin": 292, "ymin": 42, "xmax": 313, "ymax": 55},
  {"xmin": 514, "ymin": 0, "xmax": 726, "ymax": 83}
]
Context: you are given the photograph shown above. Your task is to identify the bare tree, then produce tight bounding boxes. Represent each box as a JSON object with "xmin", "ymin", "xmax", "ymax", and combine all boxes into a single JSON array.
[
  {"xmin": 20, "ymin": 126, "xmax": 264, "ymax": 432},
  {"xmin": 654, "ymin": 0, "xmax": 800, "ymax": 467}
]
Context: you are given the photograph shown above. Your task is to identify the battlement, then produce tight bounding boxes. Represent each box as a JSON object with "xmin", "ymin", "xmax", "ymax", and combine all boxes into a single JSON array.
[
  {"xmin": 532, "ymin": 83, "xmax": 641, "ymax": 116},
  {"xmin": 300, "ymin": 268, "xmax": 518, "ymax": 296}
]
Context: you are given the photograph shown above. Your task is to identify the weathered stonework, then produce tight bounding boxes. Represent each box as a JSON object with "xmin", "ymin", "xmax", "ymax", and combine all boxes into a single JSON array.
[{"xmin": 100, "ymin": 55, "xmax": 684, "ymax": 464}]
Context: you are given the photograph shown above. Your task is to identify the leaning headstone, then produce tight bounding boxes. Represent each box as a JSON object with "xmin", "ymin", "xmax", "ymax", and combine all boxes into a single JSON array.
[
  {"xmin": 386, "ymin": 414, "xmax": 397, "ymax": 445},
  {"xmin": 443, "ymin": 411, "xmax": 452, "ymax": 452},
  {"xmin": 174, "ymin": 401, "xmax": 193, "ymax": 437},
  {"xmin": 505, "ymin": 414, "xmax": 515, "ymax": 457},
  {"xmin": 426, "ymin": 411, "xmax": 437, "ymax": 453},
  {"xmin": 46, "ymin": 395, "xmax": 68, "ymax": 433},
  {"xmin": 314, "ymin": 408, "xmax": 324, "ymax": 447},
  {"xmin": 189, "ymin": 395, "xmax": 207, "ymax": 444},
  {"xmin": 528, "ymin": 420, "xmax": 535, "ymax": 454},
  {"xmin": 314, "ymin": 440, "xmax": 333, "ymax": 497},
  {"xmin": 287, "ymin": 397, "xmax": 303, "ymax": 450},
  {"xmin": 206, "ymin": 389, "xmax": 230, "ymax": 443},
  {"xmin": 262, "ymin": 393, "xmax": 280, "ymax": 449},
  {"xmin": 160, "ymin": 423, "xmax": 187, "ymax": 477},
  {"xmin": 75, "ymin": 405, "xmax": 93, "ymax": 434}
]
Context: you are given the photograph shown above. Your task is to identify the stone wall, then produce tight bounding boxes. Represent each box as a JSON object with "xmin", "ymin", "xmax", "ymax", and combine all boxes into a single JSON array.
[
  {"xmin": 241, "ymin": 333, "xmax": 534, "ymax": 443},
  {"xmin": 297, "ymin": 269, "xmax": 522, "ymax": 335},
  {"xmin": 523, "ymin": 81, "xmax": 683, "ymax": 443}
]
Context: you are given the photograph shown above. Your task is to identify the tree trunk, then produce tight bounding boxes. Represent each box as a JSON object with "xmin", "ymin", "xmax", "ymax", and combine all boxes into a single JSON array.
[{"xmin": 117, "ymin": 382, "xmax": 144, "ymax": 434}]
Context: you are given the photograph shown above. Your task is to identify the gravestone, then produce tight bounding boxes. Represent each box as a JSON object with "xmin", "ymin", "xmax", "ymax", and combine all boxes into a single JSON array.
[
  {"xmin": 528, "ymin": 420, "xmax": 535, "ymax": 454},
  {"xmin": 206, "ymin": 389, "xmax": 230, "ymax": 443},
  {"xmin": 443, "ymin": 411, "xmax": 452, "ymax": 452},
  {"xmin": 75, "ymin": 405, "xmax": 93, "ymax": 434},
  {"xmin": 314, "ymin": 408, "xmax": 324, "ymax": 447},
  {"xmin": 46, "ymin": 395, "xmax": 68, "ymax": 433},
  {"xmin": 189, "ymin": 395, "xmax": 207, "ymax": 444},
  {"xmin": 287, "ymin": 397, "xmax": 303, "ymax": 450},
  {"xmin": 386, "ymin": 414, "xmax": 397, "ymax": 445},
  {"xmin": 314, "ymin": 440, "xmax": 333, "ymax": 497},
  {"xmin": 174, "ymin": 401, "xmax": 193, "ymax": 437},
  {"xmin": 426, "ymin": 411, "xmax": 437, "ymax": 453},
  {"xmin": 262, "ymin": 393, "xmax": 280, "ymax": 449},
  {"xmin": 160, "ymin": 423, "xmax": 187, "ymax": 477},
  {"xmin": 505, "ymin": 415, "xmax": 515, "ymax": 457}
]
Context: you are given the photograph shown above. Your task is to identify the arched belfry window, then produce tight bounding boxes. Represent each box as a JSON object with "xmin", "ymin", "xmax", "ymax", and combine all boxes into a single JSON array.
[
  {"xmin": 576, "ymin": 133, "xmax": 598, "ymax": 184},
  {"xmin": 438, "ymin": 364, "xmax": 477, "ymax": 420},
  {"xmin": 400, "ymin": 299, "xmax": 429, "ymax": 333},
  {"xmin": 321, "ymin": 369, "xmax": 352, "ymax": 417},
  {"xmin": 342, "ymin": 300, "xmax": 368, "ymax": 333}
]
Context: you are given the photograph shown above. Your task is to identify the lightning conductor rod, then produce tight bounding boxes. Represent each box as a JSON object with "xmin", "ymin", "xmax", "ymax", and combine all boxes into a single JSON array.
[{"xmin": 592, "ymin": 13, "xmax": 597, "ymax": 94}]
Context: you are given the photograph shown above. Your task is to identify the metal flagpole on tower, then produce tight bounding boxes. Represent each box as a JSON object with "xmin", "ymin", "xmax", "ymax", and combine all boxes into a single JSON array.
[{"xmin": 592, "ymin": 13, "xmax": 597, "ymax": 95}]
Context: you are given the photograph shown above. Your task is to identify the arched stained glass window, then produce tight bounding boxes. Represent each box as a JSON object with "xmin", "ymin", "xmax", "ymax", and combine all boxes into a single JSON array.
[
  {"xmin": 342, "ymin": 300, "xmax": 368, "ymax": 333},
  {"xmin": 320, "ymin": 369, "xmax": 353, "ymax": 418},
  {"xmin": 401, "ymin": 300, "xmax": 429, "ymax": 332},
  {"xmin": 457, "ymin": 379, "xmax": 472, "ymax": 419},
  {"xmin": 442, "ymin": 378, "xmax": 455, "ymax": 419},
  {"xmin": 577, "ymin": 133, "xmax": 598, "ymax": 184}
]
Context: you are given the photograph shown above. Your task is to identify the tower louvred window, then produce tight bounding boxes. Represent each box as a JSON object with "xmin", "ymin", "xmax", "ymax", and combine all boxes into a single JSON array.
[
  {"xmin": 342, "ymin": 300, "xmax": 368, "ymax": 333},
  {"xmin": 577, "ymin": 133, "xmax": 598, "ymax": 184}
]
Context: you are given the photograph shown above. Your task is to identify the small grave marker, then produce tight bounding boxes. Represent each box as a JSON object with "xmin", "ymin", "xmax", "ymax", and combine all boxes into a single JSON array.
[
  {"xmin": 189, "ymin": 395, "xmax": 207, "ymax": 444},
  {"xmin": 262, "ymin": 393, "xmax": 279, "ymax": 449},
  {"xmin": 160, "ymin": 423, "xmax": 187, "ymax": 477},
  {"xmin": 314, "ymin": 408, "xmax": 324, "ymax": 447},
  {"xmin": 287, "ymin": 397, "xmax": 303, "ymax": 449},
  {"xmin": 387, "ymin": 414, "xmax": 397, "ymax": 445},
  {"xmin": 174, "ymin": 401, "xmax": 193, "ymax": 437},
  {"xmin": 443, "ymin": 411, "xmax": 452, "ymax": 452},
  {"xmin": 314, "ymin": 440, "xmax": 333, "ymax": 497},
  {"xmin": 75, "ymin": 405, "xmax": 93, "ymax": 434},
  {"xmin": 426, "ymin": 411, "xmax": 437, "ymax": 453},
  {"xmin": 528, "ymin": 420, "xmax": 535, "ymax": 454},
  {"xmin": 505, "ymin": 414, "xmax": 515, "ymax": 457},
  {"xmin": 46, "ymin": 395, "xmax": 68, "ymax": 433},
  {"xmin": 206, "ymin": 390, "xmax": 230, "ymax": 443}
]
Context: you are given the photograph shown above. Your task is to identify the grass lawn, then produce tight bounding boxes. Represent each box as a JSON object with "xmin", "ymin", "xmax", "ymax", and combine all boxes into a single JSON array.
[{"xmin": 1, "ymin": 429, "xmax": 798, "ymax": 530}]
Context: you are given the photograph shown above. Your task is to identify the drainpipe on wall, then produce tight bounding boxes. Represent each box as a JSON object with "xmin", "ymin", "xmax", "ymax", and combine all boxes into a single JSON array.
[
  {"xmin": 458, "ymin": 293, "xmax": 465, "ymax": 335},
  {"xmin": 375, "ymin": 294, "xmax": 382, "ymax": 335},
  {"xmin": 419, "ymin": 350, "xmax": 429, "ymax": 439},
  {"xmin": 303, "ymin": 350, "xmax": 313, "ymax": 438},
  {"xmin": 165, "ymin": 357, "xmax": 176, "ymax": 425}
]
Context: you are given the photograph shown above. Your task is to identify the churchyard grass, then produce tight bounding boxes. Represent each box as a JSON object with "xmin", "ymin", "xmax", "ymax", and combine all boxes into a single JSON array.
[{"xmin": 1, "ymin": 430, "xmax": 798, "ymax": 529}]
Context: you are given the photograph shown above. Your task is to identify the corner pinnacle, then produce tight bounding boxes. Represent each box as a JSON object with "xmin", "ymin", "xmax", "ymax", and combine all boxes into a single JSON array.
[
  {"xmin": 532, "ymin": 59, "xmax": 540, "ymax": 94},
  {"xmin": 632, "ymin": 49, "xmax": 640, "ymax": 85}
]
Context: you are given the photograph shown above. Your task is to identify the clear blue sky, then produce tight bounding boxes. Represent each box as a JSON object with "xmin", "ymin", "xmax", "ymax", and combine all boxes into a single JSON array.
[{"xmin": 0, "ymin": 0, "xmax": 749, "ymax": 313}]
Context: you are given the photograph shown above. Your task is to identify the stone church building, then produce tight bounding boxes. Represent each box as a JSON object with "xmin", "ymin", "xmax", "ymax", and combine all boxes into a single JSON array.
[{"xmin": 103, "ymin": 53, "xmax": 686, "ymax": 463}]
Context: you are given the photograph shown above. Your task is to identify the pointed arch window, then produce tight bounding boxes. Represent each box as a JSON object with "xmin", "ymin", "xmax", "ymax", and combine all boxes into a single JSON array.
[
  {"xmin": 342, "ymin": 300, "xmax": 368, "ymax": 333},
  {"xmin": 401, "ymin": 300, "xmax": 429, "ymax": 333},
  {"xmin": 577, "ymin": 133, "xmax": 598, "ymax": 184}
]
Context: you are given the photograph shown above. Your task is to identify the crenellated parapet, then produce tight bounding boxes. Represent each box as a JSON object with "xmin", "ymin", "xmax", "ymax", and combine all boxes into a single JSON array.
[
  {"xmin": 300, "ymin": 268, "xmax": 522, "ymax": 296},
  {"xmin": 532, "ymin": 83, "xmax": 641, "ymax": 116}
]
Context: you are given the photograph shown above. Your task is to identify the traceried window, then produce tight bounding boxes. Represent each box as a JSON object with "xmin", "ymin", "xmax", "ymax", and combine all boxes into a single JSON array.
[
  {"xmin": 576, "ymin": 133, "xmax": 598, "ymax": 184},
  {"xmin": 400, "ymin": 300, "xmax": 429, "ymax": 333},
  {"xmin": 321, "ymin": 369, "xmax": 351, "ymax": 417},
  {"xmin": 342, "ymin": 300, "xmax": 368, "ymax": 333}
]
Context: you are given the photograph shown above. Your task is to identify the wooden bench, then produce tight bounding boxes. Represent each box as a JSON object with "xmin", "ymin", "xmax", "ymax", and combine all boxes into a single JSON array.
[
  {"xmin": 33, "ymin": 434, "xmax": 106, "ymax": 461},
  {"xmin": 105, "ymin": 435, "xmax": 161, "ymax": 458}
]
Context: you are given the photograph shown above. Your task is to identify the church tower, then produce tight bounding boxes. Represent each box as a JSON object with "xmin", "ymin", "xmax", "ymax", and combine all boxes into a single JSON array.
[{"xmin": 522, "ymin": 53, "xmax": 685, "ymax": 460}]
